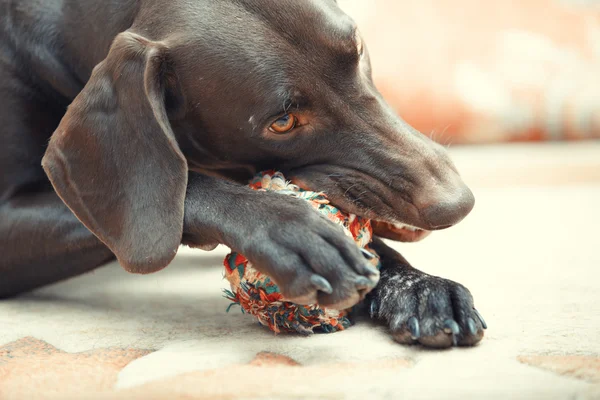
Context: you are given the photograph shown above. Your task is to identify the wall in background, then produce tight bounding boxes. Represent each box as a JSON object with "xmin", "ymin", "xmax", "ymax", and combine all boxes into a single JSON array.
[{"xmin": 340, "ymin": 0, "xmax": 600, "ymax": 144}]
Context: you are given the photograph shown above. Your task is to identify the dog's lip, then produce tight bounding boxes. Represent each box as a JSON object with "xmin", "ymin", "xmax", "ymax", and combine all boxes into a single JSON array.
[
  {"xmin": 371, "ymin": 220, "xmax": 431, "ymax": 243},
  {"xmin": 288, "ymin": 167, "xmax": 432, "ymax": 240},
  {"xmin": 294, "ymin": 177, "xmax": 431, "ymax": 242}
]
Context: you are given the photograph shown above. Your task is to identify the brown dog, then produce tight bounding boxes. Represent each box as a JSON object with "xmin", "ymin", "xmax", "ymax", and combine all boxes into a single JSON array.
[{"xmin": 0, "ymin": 0, "xmax": 484, "ymax": 347}]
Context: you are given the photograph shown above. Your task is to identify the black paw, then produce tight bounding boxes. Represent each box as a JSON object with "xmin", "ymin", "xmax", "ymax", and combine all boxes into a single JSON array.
[
  {"xmin": 371, "ymin": 274, "xmax": 486, "ymax": 348},
  {"xmin": 228, "ymin": 195, "xmax": 380, "ymax": 309}
]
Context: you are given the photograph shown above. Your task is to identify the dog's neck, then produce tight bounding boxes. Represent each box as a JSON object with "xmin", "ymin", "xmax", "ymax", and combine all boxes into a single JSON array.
[{"xmin": 3, "ymin": 0, "xmax": 141, "ymax": 99}]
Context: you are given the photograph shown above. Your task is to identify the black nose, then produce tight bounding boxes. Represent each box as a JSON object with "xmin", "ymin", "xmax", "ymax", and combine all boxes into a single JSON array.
[{"xmin": 420, "ymin": 187, "xmax": 475, "ymax": 229}]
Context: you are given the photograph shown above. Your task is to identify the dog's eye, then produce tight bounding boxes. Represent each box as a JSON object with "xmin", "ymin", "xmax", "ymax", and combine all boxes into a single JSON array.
[{"xmin": 269, "ymin": 113, "xmax": 297, "ymax": 134}]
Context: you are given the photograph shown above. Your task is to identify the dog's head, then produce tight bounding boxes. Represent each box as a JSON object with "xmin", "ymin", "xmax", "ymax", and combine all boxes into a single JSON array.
[{"xmin": 43, "ymin": 0, "xmax": 474, "ymax": 272}]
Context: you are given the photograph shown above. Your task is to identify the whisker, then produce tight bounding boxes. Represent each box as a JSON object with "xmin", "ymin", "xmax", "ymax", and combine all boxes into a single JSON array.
[
  {"xmin": 343, "ymin": 184, "xmax": 358, "ymax": 197},
  {"xmin": 356, "ymin": 190, "xmax": 369, "ymax": 199},
  {"xmin": 439, "ymin": 124, "xmax": 453, "ymax": 146},
  {"xmin": 429, "ymin": 130, "xmax": 437, "ymax": 142},
  {"xmin": 440, "ymin": 124, "xmax": 451, "ymax": 136}
]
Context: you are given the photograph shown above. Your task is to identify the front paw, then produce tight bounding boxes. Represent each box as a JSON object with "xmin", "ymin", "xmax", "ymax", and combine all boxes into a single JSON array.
[
  {"xmin": 229, "ymin": 196, "xmax": 380, "ymax": 310},
  {"xmin": 371, "ymin": 274, "xmax": 486, "ymax": 348}
]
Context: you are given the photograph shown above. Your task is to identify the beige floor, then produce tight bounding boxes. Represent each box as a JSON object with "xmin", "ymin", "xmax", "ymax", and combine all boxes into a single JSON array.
[{"xmin": 1, "ymin": 142, "xmax": 599, "ymax": 399}]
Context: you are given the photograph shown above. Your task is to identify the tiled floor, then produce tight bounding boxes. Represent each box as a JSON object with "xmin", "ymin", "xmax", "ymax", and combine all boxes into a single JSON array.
[{"xmin": 1, "ymin": 142, "xmax": 599, "ymax": 399}]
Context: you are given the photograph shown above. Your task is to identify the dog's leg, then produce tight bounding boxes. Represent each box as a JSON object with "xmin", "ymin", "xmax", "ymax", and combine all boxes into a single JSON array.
[
  {"xmin": 368, "ymin": 237, "xmax": 486, "ymax": 348},
  {"xmin": 0, "ymin": 191, "xmax": 115, "ymax": 298},
  {"xmin": 182, "ymin": 172, "xmax": 379, "ymax": 309}
]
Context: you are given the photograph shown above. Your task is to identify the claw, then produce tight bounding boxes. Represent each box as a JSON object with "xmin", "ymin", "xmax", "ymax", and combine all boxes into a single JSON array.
[
  {"xmin": 370, "ymin": 300, "xmax": 378, "ymax": 317},
  {"xmin": 407, "ymin": 317, "xmax": 420, "ymax": 339},
  {"xmin": 467, "ymin": 318, "xmax": 478, "ymax": 336},
  {"xmin": 355, "ymin": 276, "xmax": 375, "ymax": 288},
  {"xmin": 310, "ymin": 275, "xmax": 333, "ymax": 294},
  {"xmin": 444, "ymin": 319, "xmax": 460, "ymax": 336},
  {"xmin": 365, "ymin": 264, "xmax": 379, "ymax": 281},
  {"xmin": 360, "ymin": 248, "xmax": 375, "ymax": 259},
  {"xmin": 474, "ymin": 308, "xmax": 487, "ymax": 330},
  {"xmin": 364, "ymin": 264, "xmax": 380, "ymax": 278},
  {"xmin": 444, "ymin": 319, "xmax": 460, "ymax": 346}
]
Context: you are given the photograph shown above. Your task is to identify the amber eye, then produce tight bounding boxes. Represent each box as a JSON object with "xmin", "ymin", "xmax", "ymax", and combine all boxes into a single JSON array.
[{"xmin": 269, "ymin": 113, "xmax": 297, "ymax": 133}]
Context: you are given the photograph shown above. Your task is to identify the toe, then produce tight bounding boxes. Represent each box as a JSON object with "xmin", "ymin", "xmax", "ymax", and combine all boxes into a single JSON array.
[
  {"xmin": 390, "ymin": 315, "xmax": 419, "ymax": 345},
  {"xmin": 323, "ymin": 228, "xmax": 380, "ymax": 282},
  {"xmin": 443, "ymin": 319, "xmax": 460, "ymax": 346},
  {"xmin": 293, "ymin": 235, "xmax": 370, "ymax": 309},
  {"xmin": 449, "ymin": 284, "xmax": 485, "ymax": 346},
  {"xmin": 310, "ymin": 274, "xmax": 333, "ymax": 294},
  {"xmin": 418, "ymin": 331, "xmax": 454, "ymax": 348},
  {"xmin": 457, "ymin": 312, "xmax": 485, "ymax": 346},
  {"xmin": 417, "ymin": 290, "xmax": 457, "ymax": 348},
  {"xmin": 407, "ymin": 316, "xmax": 421, "ymax": 339}
]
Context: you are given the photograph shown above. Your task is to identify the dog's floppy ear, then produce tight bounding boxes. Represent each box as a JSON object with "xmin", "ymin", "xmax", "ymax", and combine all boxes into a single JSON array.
[{"xmin": 42, "ymin": 32, "xmax": 187, "ymax": 274}]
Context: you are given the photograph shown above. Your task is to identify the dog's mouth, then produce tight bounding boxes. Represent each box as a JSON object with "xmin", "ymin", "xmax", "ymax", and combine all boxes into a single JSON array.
[
  {"xmin": 371, "ymin": 220, "xmax": 431, "ymax": 243},
  {"xmin": 288, "ymin": 167, "xmax": 435, "ymax": 243}
]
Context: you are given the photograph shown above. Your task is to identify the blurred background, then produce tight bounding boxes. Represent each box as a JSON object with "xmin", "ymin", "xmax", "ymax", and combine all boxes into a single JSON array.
[
  {"xmin": 2, "ymin": 2, "xmax": 599, "ymax": 399},
  {"xmin": 340, "ymin": 0, "xmax": 600, "ymax": 144}
]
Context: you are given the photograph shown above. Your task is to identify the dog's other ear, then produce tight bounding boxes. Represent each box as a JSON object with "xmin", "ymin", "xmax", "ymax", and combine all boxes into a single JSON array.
[{"xmin": 42, "ymin": 32, "xmax": 187, "ymax": 274}]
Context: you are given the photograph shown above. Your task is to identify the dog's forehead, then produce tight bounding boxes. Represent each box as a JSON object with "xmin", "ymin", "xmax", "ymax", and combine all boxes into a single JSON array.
[
  {"xmin": 168, "ymin": 0, "xmax": 362, "ymax": 122},
  {"xmin": 186, "ymin": 0, "xmax": 357, "ymax": 54},
  {"xmin": 173, "ymin": 2, "xmax": 357, "ymax": 80},
  {"xmin": 236, "ymin": 0, "xmax": 355, "ymax": 38}
]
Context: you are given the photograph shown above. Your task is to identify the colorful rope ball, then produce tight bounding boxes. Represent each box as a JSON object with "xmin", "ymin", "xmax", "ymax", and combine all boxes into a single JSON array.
[{"xmin": 223, "ymin": 171, "xmax": 380, "ymax": 334}]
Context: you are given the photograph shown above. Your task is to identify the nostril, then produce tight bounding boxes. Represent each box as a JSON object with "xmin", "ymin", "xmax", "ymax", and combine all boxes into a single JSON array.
[{"xmin": 420, "ymin": 187, "xmax": 475, "ymax": 229}]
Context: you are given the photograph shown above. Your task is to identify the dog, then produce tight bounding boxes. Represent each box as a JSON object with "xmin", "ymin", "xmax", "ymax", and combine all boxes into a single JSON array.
[{"xmin": 0, "ymin": 0, "xmax": 485, "ymax": 348}]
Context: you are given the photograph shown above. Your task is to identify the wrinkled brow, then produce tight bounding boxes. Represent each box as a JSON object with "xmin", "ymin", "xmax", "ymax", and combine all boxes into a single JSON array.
[
  {"xmin": 271, "ymin": 89, "xmax": 310, "ymax": 115},
  {"xmin": 250, "ymin": 88, "xmax": 310, "ymax": 132}
]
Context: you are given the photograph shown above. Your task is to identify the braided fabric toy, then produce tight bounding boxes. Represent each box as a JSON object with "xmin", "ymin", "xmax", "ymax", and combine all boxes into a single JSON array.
[{"xmin": 223, "ymin": 171, "xmax": 380, "ymax": 334}]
